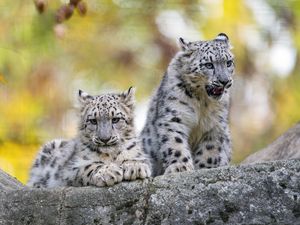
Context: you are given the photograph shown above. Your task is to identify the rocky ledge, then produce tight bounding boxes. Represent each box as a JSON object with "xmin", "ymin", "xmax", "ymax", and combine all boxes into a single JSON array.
[{"xmin": 0, "ymin": 159, "xmax": 299, "ymax": 225}]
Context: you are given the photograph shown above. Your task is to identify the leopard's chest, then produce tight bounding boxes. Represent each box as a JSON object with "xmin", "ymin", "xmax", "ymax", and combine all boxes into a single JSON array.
[{"xmin": 188, "ymin": 99, "xmax": 221, "ymax": 151}]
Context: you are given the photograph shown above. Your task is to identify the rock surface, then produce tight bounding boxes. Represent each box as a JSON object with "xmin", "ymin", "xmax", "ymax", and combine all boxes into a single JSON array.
[
  {"xmin": 0, "ymin": 169, "xmax": 23, "ymax": 192},
  {"xmin": 242, "ymin": 122, "xmax": 300, "ymax": 164},
  {"xmin": 1, "ymin": 160, "xmax": 300, "ymax": 225}
]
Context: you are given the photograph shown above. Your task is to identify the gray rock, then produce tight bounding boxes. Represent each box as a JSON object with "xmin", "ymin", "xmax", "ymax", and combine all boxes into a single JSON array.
[
  {"xmin": 242, "ymin": 122, "xmax": 300, "ymax": 164},
  {"xmin": 0, "ymin": 160, "xmax": 299, "ymax": 225},
  {"xmin": 0, "ymin": 169, "xmax": 24, "ymax": 192}
]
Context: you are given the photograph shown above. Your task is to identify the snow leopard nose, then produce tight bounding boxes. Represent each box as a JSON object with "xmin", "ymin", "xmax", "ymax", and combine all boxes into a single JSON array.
[
  {"xmin": 99, "ymin": 137, "xmax": 111, "ymax": 144},
  {"xmin": 217, "ymin": 78, "xmax": 232, "ymax": 89},
  {"xmin": 219, "ymin": 78, "xmax": 230, "ymax": 87}
]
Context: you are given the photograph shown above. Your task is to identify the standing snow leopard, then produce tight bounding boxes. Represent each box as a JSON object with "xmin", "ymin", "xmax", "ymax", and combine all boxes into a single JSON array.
[
  {"xmin": 28, "ymin": 87, "xmax": 151, "ymax": 187},
  {"xmin": 140, "ymin": 33, "xmax": 234, "ymax": 175}
]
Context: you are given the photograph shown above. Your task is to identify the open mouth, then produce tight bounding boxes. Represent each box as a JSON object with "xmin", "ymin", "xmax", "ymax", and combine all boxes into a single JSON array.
[
  {"xmin": 212, "ymin": 86, "xmax": 224, "ymax": 96},
  {"xmin": 205, "ymin": 85, "xmax": 225, "ymax": 99}
]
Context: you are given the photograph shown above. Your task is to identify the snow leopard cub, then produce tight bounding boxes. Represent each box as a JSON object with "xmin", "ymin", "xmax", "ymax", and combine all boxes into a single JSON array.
[
  {"xmin": 141, "ymin": 33, "xmax": 234, "ymax": 175},
  {"xmin": 28, "ymin": 87, "xmax": 151, "ymax": 187}
]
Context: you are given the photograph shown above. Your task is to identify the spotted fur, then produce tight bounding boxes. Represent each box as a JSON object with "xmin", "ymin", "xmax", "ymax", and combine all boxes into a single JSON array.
[
  {"xmin": 141, "ymin": 33, "xmax": 234, "ymax": 175},
  {"xmin": 28, "ymin": 87, "xmax": 151, "ymax": 187}
]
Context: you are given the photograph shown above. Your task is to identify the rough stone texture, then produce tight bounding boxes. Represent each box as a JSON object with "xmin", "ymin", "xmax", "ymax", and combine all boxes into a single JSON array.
[
  {"xmin": 242, "ymin": 122, "xmax": 300, "ymax": 164},
  {"xmin": 0, "ymin": 169, "xmax": 24, "ymax": 192},
  {"xmin": 1, "ymin": 160, "xmax": 300, "ymax": 225}
]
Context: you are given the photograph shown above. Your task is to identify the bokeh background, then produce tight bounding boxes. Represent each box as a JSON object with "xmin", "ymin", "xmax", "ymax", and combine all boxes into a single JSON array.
[{"xmin": 1, "ymin": 0, "xmax": 300, "ymax": 184}]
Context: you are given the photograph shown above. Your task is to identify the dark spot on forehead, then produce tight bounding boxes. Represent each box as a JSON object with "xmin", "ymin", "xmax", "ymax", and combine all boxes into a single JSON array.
[
  {"xmin": 193, "ymin": 40, "xmax": 232, "ymax": 62},
  {"xmin": 84, "ymin": 93, "xmax": 125, "ymax": 118}
]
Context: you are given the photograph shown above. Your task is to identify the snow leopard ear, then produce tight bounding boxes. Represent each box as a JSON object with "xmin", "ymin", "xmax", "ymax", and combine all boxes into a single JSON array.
[
  {"xmin": 178, "ymin": 37, "xmax": 192, "ymax": 51},
  {"xmin": 78, "ymin": 89, "xmax": 93, "ymax": 104},
  {"xmin": 121, "ymin": 86, "xmax": 135, "ymax": 108},
  {"xmin": 215, "ymin": 33, "xmax": 233, "ymax": 49},
  {"xmin": 215, "ymin": 33, "xmax": 229, "ymax": 42}
]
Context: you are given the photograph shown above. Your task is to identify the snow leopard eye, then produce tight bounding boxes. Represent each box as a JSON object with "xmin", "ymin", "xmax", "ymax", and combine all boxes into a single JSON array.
[
  {"xmin": 204, "ymin": 63, "xmax": 214, "ymax": 69},
  {"xmin": 226, "ymin": 60, "xmax": 233, "ymax": 67},
  {"xmin": 89, "ymin": 119, "xmax": 97, "ymax": 125},
  {"xmin": 112, "ymin": 117, "xmax": 120, "ymax": 124}
]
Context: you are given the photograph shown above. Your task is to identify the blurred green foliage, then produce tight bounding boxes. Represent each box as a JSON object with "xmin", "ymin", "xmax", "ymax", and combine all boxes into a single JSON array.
[{"xmin": 0, "ymin": 0, "xmax": 300, "ymax": 183}]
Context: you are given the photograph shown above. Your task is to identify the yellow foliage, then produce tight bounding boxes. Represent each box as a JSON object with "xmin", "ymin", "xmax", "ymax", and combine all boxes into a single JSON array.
[
  {"xmin": 0, "ymin": 91, "xmax": 44, "ymax": 143},
  {"xmin": 0, "ymin": 142, "xmax": 38, "ymax": 184},
  {"xmin": 0, "ymin": 74, "xmax": 5, "ymax": 84},
  {"xmin": 274, "ymin": 77, "xmax": 300, "ymax": 134}
]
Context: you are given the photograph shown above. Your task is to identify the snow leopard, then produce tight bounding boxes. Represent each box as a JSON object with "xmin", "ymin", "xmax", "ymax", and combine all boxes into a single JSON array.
[
  {"xmin": 140, "ymin": 33, "xmax": 234, "ymax": 175},
  {"xmin": 28, "ymin": 87, "xmax": 151, "ymax": 187}
]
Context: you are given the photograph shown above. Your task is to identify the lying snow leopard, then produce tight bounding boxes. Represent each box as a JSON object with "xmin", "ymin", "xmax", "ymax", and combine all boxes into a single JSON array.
[
  {"xmin": 141, "ymin": 33, "xmax": 234, "ymax": 175},
  {"xmin": 28, "ymin": 87, "xmax": 151, "ymax": 187}
]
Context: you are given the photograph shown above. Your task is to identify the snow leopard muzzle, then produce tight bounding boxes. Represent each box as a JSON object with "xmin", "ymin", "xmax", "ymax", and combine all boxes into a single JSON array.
[{"xmin": 205, "ymin": 80, "xmax": 232, "ymax": 99}]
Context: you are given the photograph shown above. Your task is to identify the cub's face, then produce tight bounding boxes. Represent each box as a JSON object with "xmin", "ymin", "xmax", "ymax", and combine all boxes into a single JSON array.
[
  {"xmin": 178, "ymin": 33, "xmax": 234, "ymax": 100},
  {"xmin": 78, "ymin": 87, "xmax": 135, "ymax": 150}
]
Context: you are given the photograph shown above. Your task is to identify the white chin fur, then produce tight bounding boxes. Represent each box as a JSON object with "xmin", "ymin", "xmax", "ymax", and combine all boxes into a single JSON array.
[{"xmin": 98, "ymin": 145, "xmax": 119, "ymax": 153}]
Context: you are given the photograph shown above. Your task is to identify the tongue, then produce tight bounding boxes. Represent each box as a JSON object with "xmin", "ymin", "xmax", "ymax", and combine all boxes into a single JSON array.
[{"xmin": 213, "ymin": 87, "xmax": 224, "ymax": 95}]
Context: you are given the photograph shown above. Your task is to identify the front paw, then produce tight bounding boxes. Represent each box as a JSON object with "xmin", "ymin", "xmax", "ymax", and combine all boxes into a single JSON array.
[
  {"xmin": 164, "ymin": 162, "xmax": 194, "ymax": 174},
  {"xmin": 91, "ymin": 164, "xmax": 123, "ymax": 187},
  {"xmin": 122, "ymin": 161, "xmax": 151, "ymax": 181}
]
